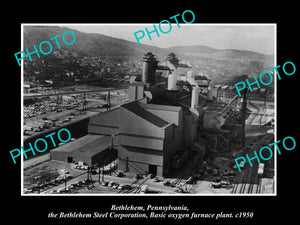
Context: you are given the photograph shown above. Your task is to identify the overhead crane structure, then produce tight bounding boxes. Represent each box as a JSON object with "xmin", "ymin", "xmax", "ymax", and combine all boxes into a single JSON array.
[{"xmin": 200, "ymin": 88, "xmax": 248, "ymax": 154}]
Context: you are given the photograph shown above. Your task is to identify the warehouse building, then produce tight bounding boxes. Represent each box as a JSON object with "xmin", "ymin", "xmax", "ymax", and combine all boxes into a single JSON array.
[{"xmin": 50, "ymin": 134, "xmax": 114, "ymax": 166}]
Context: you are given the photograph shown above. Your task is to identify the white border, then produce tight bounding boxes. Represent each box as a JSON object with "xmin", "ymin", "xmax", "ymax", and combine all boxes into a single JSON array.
[{"xmin": 21, "ymin": 23, "xmax": 277, "ymax": 196}]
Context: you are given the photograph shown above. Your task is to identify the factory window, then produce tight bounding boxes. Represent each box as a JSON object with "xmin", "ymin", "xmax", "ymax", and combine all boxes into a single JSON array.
[
  {"xmin": 67, "ymin": 156, "xmax": 73, "ymax": 163},
  {"xmin": 148, "ymin": 164, "xmax": 157, "ymax": 176}
]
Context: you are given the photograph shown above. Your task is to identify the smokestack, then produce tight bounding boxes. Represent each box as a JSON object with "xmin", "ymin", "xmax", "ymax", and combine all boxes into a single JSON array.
[{"xmin": 141, "ymin": 52, "xmax": 158, "ymax": 85}]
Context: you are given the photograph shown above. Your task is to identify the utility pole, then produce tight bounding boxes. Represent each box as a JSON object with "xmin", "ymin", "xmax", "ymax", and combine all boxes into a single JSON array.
[
  {"xmin": 240, "ymin": 88, "xmax": 247, "ymax": 148},
  {"xmin": 106, "ymin": 91, "xmax": 111, "ymax": 111},
  {"xmin": 101, "ymin": 165, "xmax": 104, "ymax": 182},
  {"xmin": 98, "ymin": 164, "xmax": 100, "ymax": 184},
  {"xmin": 96, "ymin": 162, "xmax": 104, "ymax": 183},
  {"xmin": 64, "ymin": 174, "xmax": 67, "ymax": 193},
  {"xmin": 82, "ymin": 93, "xmax": 87, "ymax": 111}
]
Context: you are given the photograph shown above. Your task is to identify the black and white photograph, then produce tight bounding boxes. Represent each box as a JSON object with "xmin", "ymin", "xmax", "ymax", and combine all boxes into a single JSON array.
[
  {"xmin": 21, "ymin": 24, "xmax": 276, "ymax": 195},
  {"xmin": 3, "ymin": 5, "xmax": 298, "ymax": 225}
]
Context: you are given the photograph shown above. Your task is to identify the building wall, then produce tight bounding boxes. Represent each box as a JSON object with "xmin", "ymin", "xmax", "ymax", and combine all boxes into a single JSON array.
[
  {"xmin": 88, "ymin": 125, "xmax": 119, "ymax": 136},
  {"xmin": 118, "ymin": 158, "xmax": 164, "ymax": 176},
  {"xmin": 129, "ymin": 86, "xmax": 137, "ymax": 102},
  {"xmin": 118, "ymin": 146, "xmax": 163, "ymax": 166},
  {"xmin": 119, "ymin": 106, "xmax": 182, "ymax": 151},
  {"xmin": 141, "ymin": 104, "xmax": 183, "ymax": 128},
  {"xmin": 50, "ymin": 148, "xmax": 113, "ymax": 166},
  {"xmin": 163, "ymin": 126, "xmax": 182, "ymax": 163},
  {"xmin": 50, "ymin": 150, "xmax": 92, "ymax": 165},
  {"xmin": 119, "ymin": 134, "xmax": 164, "ymax": 150},
  {"xmin": 50, "ymin": 150, "xmax": 68, "ymax": 163},
  {"xmin": 129, "ymin": 84, "xmax": 145, "ymax": 102},
  {"xmin": 118, "ymin": 145, "xmax": 164, "ymax": 176},
  {"xmin": 88, "ymin": 108, "xmax": 120, "ymax": 135},
  {"xmin": 91, "ymin": 148, "xmax": 116, "ymax": 166},
  {"xmin": 119, "ymin": 107, "xmax": 166, "ymax": 138},
  {"xmin": 118, "ymin": 123, "xmax": 181, "ymax": 177}
]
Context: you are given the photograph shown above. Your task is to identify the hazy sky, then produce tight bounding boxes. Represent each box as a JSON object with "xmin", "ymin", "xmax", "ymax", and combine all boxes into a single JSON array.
[{"xmin": 65, "ymin": 24, "xmax": 275, "ymax": 55}]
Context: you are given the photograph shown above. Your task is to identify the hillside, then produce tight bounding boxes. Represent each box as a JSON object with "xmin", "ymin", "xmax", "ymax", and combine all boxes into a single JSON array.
[
  {"xmin": 23, "ymin": 26, "xmax": 274, "ymax": 85},
  {"xmin": 168, "ymin": 45, "xmax": 270, "ymax": 60},
  {"xmin": 23, "ymin": 26, "xmax": 167, "ymax": 62}
]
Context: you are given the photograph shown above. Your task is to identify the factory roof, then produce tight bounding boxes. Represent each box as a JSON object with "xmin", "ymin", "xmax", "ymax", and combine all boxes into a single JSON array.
[
  {"xmin": 122, "ymin": 101, "xmax": 169, "ymax": 128},
  {"xmin": 220, "ymin": 85, "xmax": 229, "ymax": 90},
  {"xmin": 51, "ymin": 134, "xmax": 111, "ymax": 156},
  {"xmin": 140, "ymin": 102, "xmax": 182, "ymax": 112}
]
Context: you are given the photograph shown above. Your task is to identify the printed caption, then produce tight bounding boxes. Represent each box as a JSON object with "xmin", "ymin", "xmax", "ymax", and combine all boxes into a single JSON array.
[{"xmin": 48, "ymin": 204, "xmax": 254, "ymax": 220}]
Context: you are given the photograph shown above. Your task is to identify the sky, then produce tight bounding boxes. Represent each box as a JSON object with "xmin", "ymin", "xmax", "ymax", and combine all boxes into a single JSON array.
[{"xmin": 65, "ymin": 24, "xmax": 275, "ymax": 55}]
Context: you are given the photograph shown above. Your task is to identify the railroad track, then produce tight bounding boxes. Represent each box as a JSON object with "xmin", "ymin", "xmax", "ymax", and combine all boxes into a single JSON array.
[
  {"xmin": 231, "ymin": 165, "xmax": 262, "ymax": 194},
  {"xmin": 231, "ymin": 133, "xmax": 271, "ymax": 194}
]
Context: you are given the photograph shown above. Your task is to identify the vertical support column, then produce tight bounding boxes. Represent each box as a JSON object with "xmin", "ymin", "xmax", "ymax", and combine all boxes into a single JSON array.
[
  {"xmin": 126, "ymin": 157, "xmax": 129, "ymax": 172},
  {"xmin": 240, "ymin": 89, "xmax": 247, "ymax": 148},
  {"xmin": 106, "ymin": 91, "xmax": 111, "ymax": 111},
  {"xmin": 98, "ymin": 164, "xmax": 100, "ymax": 184}
]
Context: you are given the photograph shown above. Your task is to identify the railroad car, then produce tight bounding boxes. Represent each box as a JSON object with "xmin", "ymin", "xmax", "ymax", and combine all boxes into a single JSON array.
[{"xmin": 258, "ymin": 163, "xmax": 264, "ymax": 177}]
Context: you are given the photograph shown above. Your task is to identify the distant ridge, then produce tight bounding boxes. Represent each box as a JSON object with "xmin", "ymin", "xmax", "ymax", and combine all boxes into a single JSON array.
[
  {"xmin": 167, "ymin": 45, "xmax": 271, "ymax": 61},
  {"xmin": 166, "ymin": 45, "xmax": 218, "ymax": 54},
  {"xmin": 23, "ymin": 26, "xmax": 274, "ymax": 84},
  {"xmin": 23, "ymin": 26, "xmax": 273, "ymax": 61}
]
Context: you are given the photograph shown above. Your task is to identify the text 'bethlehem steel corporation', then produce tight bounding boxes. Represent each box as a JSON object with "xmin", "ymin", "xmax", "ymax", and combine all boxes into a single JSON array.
[{"xmin": 49, "ymin": 204, "xmax": 254, "ymax": 220}]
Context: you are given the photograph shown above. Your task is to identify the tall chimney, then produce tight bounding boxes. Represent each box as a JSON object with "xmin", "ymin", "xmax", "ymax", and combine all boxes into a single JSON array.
[{"xmin": 141, "ymin": 52, "xmax": 158, "ymax": 85}]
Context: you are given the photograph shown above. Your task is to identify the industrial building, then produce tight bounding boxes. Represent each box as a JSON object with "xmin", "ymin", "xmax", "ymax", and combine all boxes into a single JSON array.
[
  {"xmin": 50, "ymin": 134, "xmax": 114, "ymax": 166},
  {"xmin": 214, "ymin": 84, "xmax": 273, "ymax": 102},
  {"xmin": 50, "ymin": 52, "xmax": 248, "ymax": 178}
]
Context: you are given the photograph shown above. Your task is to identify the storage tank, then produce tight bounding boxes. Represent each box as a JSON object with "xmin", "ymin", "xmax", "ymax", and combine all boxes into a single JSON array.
[
  {"xmin": 141, "ymin": 52, "xmax": 158, "ymax": 84},
  {"xmin": 207, "ymin": 81, "xmax": 213, "ymax": 101},
  {"xmin": 186, "ymin": 70, "xmax": 200, "ymax": 108},
  {"xmin": 167, "ymin": 72, "xmax": 179, "ymax": 91},
  {"xmin": 191, "ymin": 87, "xmax": 200, "ymax": 109}
]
